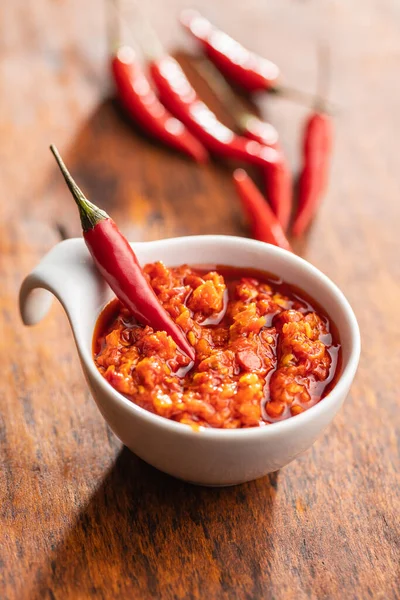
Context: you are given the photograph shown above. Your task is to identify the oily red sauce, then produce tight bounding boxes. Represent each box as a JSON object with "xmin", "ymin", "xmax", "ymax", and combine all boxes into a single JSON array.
[{"xmin": 93, "ymin": 264, "xmax": 341, "ymax": 429}]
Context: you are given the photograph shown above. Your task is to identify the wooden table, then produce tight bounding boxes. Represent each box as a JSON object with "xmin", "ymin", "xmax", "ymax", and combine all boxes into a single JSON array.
[{"xmin": 1, "ymin": 1, "xmax": 399, "ymax": 598}]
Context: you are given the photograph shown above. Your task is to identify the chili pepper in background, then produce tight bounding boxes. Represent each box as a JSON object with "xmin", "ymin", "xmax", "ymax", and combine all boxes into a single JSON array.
[
  {"xmin": 180, "ymin": 9, "xmax": 335, "ymax": 111},
  {"xmin": 292, "ymin": 47, "xmax": 333, "ymax": 237},
  {"xmin": 233, "ymin": 169, "xmax": 292, "ymax": 251},
  {"xmin": 291, "ymin": 113, "xmax": 332, "ymax": 237},
  {"xmin": 111, "ymin": 46, "xmax": 208, "ymax": 163},
  {"xmin": 193, "ymin": 58, "xmax": 293, "ymax": 230},
  {"xmin": 180, "ymin": 9, "xmax": 280, "ymax": 93},
  {"xmin": 263, "ymin": 157, "xmax": 292, "ymax": 232},
  {"xmin": 50, "ymin": 145, "xmax": 195, "ymax": 361}
]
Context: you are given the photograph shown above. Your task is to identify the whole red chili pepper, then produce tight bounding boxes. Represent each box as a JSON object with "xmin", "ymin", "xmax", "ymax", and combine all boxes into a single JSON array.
[
  {"xmin": 292, "ymin": 112, "xmax": 333, "ymax": 237},
  {"xmin": 180, "ymin": 10, "xmax": 280, "ymax": 92},
  {"xmin": 149, "ymin": 56, "xmax": 279, "ymax": 170},
  {"xmin": 50, "ymin": 145, "xmax": 195, "ymax": 361},
  {"xmin": 233, "ymin": 169, "xmax": 292, "ymax": 251},
  {"xmin": 180, "ymin": 9, "xmax": 330, "ymax": 110},
  {"xmin": 111, "ymin": 46, "xmax": 208, "ymax": 163},
  {"xmin": 263, "ymin": 156, "xmax": 292, "ymax": 233}
]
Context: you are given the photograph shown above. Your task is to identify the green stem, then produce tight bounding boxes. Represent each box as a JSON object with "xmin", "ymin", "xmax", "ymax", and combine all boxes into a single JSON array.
[{"xmin": 50, "ymin": 145, "xmax": 108, "ymax": 231}]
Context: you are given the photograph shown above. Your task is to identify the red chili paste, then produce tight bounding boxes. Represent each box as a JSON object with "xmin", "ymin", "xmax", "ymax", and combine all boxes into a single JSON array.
[{"xmin": 93, "ymin": 264, "xmax": 341, "ymax": 428}]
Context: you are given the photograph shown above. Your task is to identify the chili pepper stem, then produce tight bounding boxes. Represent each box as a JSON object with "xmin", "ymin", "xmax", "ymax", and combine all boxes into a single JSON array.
[
  {"xmin": 50, "ymin": 145, "xmax": 108, "ymax": 231},
  {"xmin": 269, "ymin": 85, "xmax": 336, "ymax": 114},
  {"xmin": 106, "ymin": 0, "xmax": 123, "ymax": 58},
  {"xmin": 314, "ymin": 43, "xmax": 331, "ymax": 113}
]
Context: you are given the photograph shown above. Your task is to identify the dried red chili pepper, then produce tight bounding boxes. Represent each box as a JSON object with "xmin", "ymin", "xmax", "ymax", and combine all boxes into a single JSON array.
[
  {"xmin": 180, "ymin": 10, "xmax": 280, "ymax": 92},
  {"xmin": 50, "ymin": 145, "xmax": 195, "ymax": 361},
  {"xmin": 111, "ymin": 46, "xmax": 208, "ymax": 163},
  {"xmin": 292, "ymin": 112, "xmax": 333, "ymax": 237},
  {"xmin": 233, "ymin": 169, "xmax": 292, "ymax": 251},
  {"xmin": 149, "ymin": 56, "xmax": 279, "ymax": 170}
]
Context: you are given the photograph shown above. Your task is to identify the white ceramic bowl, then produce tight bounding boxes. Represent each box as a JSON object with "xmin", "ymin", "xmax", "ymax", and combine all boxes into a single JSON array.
[{"xmin": 19, "ymin": 236, "xmax": 360, "ymax": 486}]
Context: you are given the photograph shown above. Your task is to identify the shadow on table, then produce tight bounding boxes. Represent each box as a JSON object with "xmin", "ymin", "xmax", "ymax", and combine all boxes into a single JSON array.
[{"xmin": 32, "ymin": 446, "xmax": 279, "ymax": 599}]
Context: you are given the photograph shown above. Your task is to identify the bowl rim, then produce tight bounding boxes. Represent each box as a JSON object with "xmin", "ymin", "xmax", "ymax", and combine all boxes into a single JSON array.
[{"xmin": 86, "ymin": 235, "xmax": 361, "ymax": 440}]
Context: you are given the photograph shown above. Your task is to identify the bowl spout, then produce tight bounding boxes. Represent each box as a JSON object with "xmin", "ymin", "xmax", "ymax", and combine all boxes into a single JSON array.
[{"xmin": 19, "ymin": 238, "xmax": 110, "ymax": 346}]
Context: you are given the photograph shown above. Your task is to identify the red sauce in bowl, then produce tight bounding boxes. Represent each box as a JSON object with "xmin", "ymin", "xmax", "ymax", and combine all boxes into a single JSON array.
[{"xmin": 93, "ymin": 264, "xmax": 341, "ymax": 429}]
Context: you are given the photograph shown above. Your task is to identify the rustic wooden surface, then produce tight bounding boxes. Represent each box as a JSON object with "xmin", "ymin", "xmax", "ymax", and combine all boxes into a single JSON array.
[{"xmin": 1, "ymin": 1, "xmax": 399, "ymax": 598}]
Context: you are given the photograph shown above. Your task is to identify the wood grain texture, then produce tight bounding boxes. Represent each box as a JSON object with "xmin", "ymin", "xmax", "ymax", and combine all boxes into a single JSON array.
[{"xmin": 1, "ymin": 1, "xmax": 399, "ymax": 598}]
